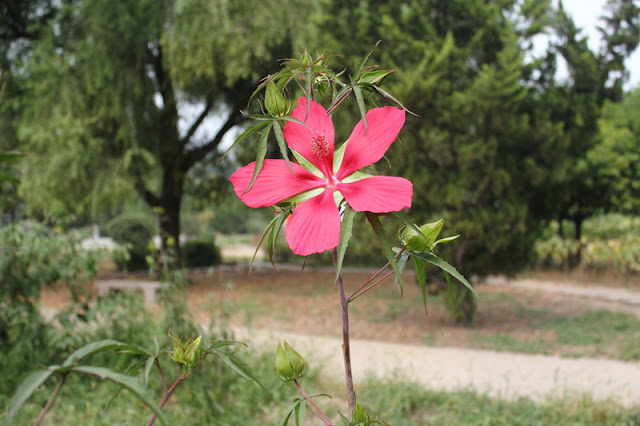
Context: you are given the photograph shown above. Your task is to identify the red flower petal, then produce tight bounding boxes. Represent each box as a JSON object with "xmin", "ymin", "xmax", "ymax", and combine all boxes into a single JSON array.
[
  {"xmin": 282, "ymin": 97, "xmax": 335, "ymax": 178},
  {"xmin": 285, "ymin": 188, "xmax": 341, "ymax": 256},
  {"xmin": 230, "ymin": 159, "xmax": 326, "ymax": 208},
  {"xmin": 336, "ymin": 107, "xmax": 405, "ymax": 180},
  {"xmin": 337, "ymin": 176, "xmax": 413, "ymax": 213}
]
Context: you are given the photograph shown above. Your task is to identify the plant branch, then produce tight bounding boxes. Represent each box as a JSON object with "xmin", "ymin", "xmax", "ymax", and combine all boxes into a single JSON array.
[
  {"xmin": 155, "ymin": 358, "xmax": 168, "ymax": 393},
  {"xmin": 347, "ymin": 247, "xmax": 405, "ymax": 302},
  {"xmin": 32, "ymin": 374, "xmax": 67, "ymax": 426},
  {"xmin": 293, "ymin": 380, "xmax": 333, "ymax": 425},
  {"xmin": 349, "ymin": 269, "xmax": 395, "ymax": 302},
  {"xmin": 331, "ymin": 248, "xmax": 356, "ymax": 418}
]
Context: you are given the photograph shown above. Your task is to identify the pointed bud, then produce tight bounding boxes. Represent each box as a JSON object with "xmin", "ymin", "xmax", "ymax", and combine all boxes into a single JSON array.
[
  {"xmin": 275, "ymin": 341, "xmax": 309, "ymax": 381},
  {"xmin": 265, "ymin": 81, "xmax": 288, "ymax": 116},
  {"xmin": 400, "ymin": 219, "xmax": 444, "ymax": 252}
]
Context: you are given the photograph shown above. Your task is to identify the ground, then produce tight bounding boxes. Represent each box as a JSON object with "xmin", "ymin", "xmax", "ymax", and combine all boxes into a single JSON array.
[{"xmin": 40, "ymin": 267, "xmax": 640, "ymax": 359}]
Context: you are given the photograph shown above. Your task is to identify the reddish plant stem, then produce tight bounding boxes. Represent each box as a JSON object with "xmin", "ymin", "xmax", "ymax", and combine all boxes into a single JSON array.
[
  {"xmin": 349, "ymin": 270, "xmax": 395, "ymax": 302},
  {"xmin": 331, "ymin": 248, "xmax": 356, "ymax": 418},
  {"xmin": 293, "ymin": 380, "xmax": 333, "ymax": 425},
  {"xmin": 146, "ymin": 374, "xmax": 183, "ymax": 426},
  {"xmin": 32, "ymin": 374, "xmax": 66, "ymax": 426}
]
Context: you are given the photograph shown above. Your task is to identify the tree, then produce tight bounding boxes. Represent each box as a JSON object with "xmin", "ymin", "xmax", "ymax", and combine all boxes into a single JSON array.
[
  {"xmin": 308, "ymin": 0, "xmax": 560, "ymax": 323},
  {"xmin": 543, "ymin": 0, "xmax": 640, "ymax": 241},
  {"xmin": 14, "ymin": 0, "xmax": 310, "ymax": 264}
]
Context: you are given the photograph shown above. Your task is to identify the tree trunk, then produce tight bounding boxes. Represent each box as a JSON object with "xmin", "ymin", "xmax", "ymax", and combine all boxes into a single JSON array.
[{"xmin": 158, "ymin": 194, "xmax": 182, "ymax": 269}]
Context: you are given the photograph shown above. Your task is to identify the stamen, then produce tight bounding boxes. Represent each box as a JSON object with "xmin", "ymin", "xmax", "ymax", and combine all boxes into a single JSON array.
[{"xmin": 310, "ymin": 135, "xmax": 330, "ymax": 158}]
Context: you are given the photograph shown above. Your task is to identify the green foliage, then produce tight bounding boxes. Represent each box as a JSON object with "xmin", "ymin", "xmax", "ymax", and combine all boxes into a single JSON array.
[
  {"xmin": 535, "ymin": 214, "xmax": 640, "ymax": 272},
  {"xmin": 104, "ymin": 213, "xmax": 155, "ymax": 271},
  {"xmin": 0, "ymin": 221, "xmax": 99, "ymax": 305},
  {"xmin": 182, "ymin": 240, "xmax": 221, "ymax": 268}
]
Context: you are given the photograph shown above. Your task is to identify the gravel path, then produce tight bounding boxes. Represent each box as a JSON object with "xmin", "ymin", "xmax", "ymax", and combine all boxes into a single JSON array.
[{"xmin": 235, "ymin": 327, "xmax": 640, "ymax": 408}]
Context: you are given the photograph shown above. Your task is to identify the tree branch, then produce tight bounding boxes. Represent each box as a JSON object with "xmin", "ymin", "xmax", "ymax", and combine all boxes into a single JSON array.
[
  {"xmin": 132, "ymin": 170, "xmax": 160, "ymax": 207},
  {"xmin": 180, "ymin": 98, "xmax": 214, "ymax": 146},
  {"xmin": 183, "ymin": 108, "xmax": 245, "ymax": 169}
]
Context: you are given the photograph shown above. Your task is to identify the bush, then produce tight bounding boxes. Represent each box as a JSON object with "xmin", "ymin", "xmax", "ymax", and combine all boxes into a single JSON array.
[
  {"xmin": 182, "ymin": 240, "xmax": 221, "ymax": 268},
  {"xmin": 104, "ymin": 213, "xmax": 155, "ymax": 270}
]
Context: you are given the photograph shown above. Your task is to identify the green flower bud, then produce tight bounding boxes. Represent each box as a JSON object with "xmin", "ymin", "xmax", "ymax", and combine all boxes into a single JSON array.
[
  {"xmin": 275, "ymin": 341, "xmax": 309, "ymax": 381},
  {"xmin": 265, "ymin": 81, "xmax": 288, "ymax": 117},
  {"xmin": 400, "ymin": 219, "xmax": 444, "ymax": 252}
]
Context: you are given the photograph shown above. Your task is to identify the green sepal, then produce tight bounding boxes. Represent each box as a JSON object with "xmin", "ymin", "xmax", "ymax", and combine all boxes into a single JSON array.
[
  {"xmin": 243, "ymin": 122, "xmax": 272, "ymax": 193},
  {"xmin": 272, "ymin": 120, "xmax": 293, "ymax": 172},
  {"xmin": 334, "ymin": 204, "xmax": 357, "ymax": 284},
  {"xmin": 290, "ymin": 148, "xmax": 323, "ymax": 177}
]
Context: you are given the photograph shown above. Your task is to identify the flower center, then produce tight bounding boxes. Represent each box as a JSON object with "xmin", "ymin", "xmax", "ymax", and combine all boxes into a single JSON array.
[{"xmin": 310, "ymin": 134, "xmax": 330, "ymax": 158}]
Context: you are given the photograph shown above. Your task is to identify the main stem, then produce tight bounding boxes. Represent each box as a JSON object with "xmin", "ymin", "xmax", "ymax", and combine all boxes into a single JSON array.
[{"xmin": 331, "ymin": 249, "xmax": 356, "ymax": 417}]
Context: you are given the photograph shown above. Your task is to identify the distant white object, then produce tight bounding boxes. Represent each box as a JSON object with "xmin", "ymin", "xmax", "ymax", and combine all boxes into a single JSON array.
[{"xmin": 80, "ymin": 236, "xmax": 117, "ymax": 251}]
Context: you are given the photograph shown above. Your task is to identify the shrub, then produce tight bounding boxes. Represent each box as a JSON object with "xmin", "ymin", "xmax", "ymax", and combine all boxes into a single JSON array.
[
  {"xmin": 104, "ymin": 213, "xmax": 155, "ymax": 270},
  {"xmin": 182, "ymin": 240, "xmax": 221, "ymax": 268}
]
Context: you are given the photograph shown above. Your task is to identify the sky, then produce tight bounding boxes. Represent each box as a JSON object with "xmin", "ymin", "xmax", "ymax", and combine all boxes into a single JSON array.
[{"xmin": 560, "ymin": 0, "xmax": 640, "ymax": 89}]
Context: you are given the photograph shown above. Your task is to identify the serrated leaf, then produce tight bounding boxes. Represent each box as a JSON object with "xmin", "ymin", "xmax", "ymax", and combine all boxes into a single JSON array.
[
  {"xmin": 71, "ymin": 366, "xmax": 169, "ymax": 425},
  {"xmin": 272, "ymin": 120, "xmax": 292, "ymax": 172},
  {"xmin": 365, "ymin": 212, "xmax": 403, "ymax": 293},
  {"xmin": 412, "ymin": 256, "xmax": 428, "ymax": 315},
  {"xmin": 62, "ymin": 340, "xmax": 151, "ymax": 367},
  {"xmin": 412, "ymin": 252, "xmax": 477, "ymax": 299},
  {"xmin": 244, "ymin": 122, "xmax": 272, "ymax": 193},
  {"xmin": 4, "ymin": 367, "xmax": 57, "ymax": 426},
  {"xmin": 335, "ymin": 205, "xmax": 356, "ymax": 284},
  {"xmin": 358, "ymin": 69, "xmax": 394, "ymax": 85},
  {"xmin": 354, "ymin": 40, "xmax": 381, "ymax": 77}
]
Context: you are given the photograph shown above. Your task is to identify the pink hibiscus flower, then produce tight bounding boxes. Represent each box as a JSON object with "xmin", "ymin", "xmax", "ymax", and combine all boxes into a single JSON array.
[{"xmin": 230, "ymin": 97, "xmax": 413, "ymax": 256}]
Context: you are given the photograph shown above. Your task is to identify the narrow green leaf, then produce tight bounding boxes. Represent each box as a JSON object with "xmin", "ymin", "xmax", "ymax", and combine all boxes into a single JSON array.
[
  {"xmin": 365, "ymin": 212, "xmax": 403, "ymax": 292},
  {"xmin": 250, "ymin": 215, "xmax": 278, "ymax": 270},
  {"xmin": 393, "ymin": 250, "xmax": 410, "ymax": 295},
  {"xmin": 71, "ymin": 366, "xmax": 169, "ymax": 425},
  {"xmin": 290, "ymin": 149, "xmax": 322, "ymax": 177},
  {"xmin": 5, "ymin": 368, "xmax": 57, "ymax": 426},
  {"xmin": 218, "ymin": 121, "xmax": 270, "ymax": 164},
  {"xmin": 244, "ymin": 122, "xmax": 272, "ymax": 194},
  {"xmin": 413, "ymin": 252, "xmax": 478, "ymax": 299},
  {"xmin": 411, "ymin": 256, "xmax": 428, "ymax": 315},
  {"xmin": 272, "ymin": 120, "xmax": 292, "ymax": 172},
  {"xmin": 354, "ymin": 40, "xmax": 381, "ymax": 77},
  {"xmin": 373, "ymin": 86, "xmax": 415, "ymax": 115},
  {"xmin": 213, "ymin": 353, "xmax": 270, "ymax": 395},
  {"xmin": 63, "ymin": 340, "xmax": 150, "ymax": 367},
  {"xmin": 335, "ymin": 205, "xmax": 356, "ymax": 284},
  {"xmin": 144, "ymin": 356, "xmax": 156, "ymax": 387},
  {"xmin": 207, "ymin": 340, "xmax": 246, "ymax": 350},
  {"xmin": 352, "ymin": 82, "xmax": 368, "ymax": 132},
  {"xmin": 267, "ymin": 212, "xmax": 289, "ymax": 268},
  {"xmin": 295, "ymin": 399, "xmax": 307, "ymax": 426},
  {"xmin": 337, "ymin": 411, "xmax": 351, "ymax": 425}
]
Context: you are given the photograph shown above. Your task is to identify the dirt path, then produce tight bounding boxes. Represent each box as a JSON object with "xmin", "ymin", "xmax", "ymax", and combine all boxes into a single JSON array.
[{"xmin": 232, "ymin": 326, "xmax": 640, "ymax": 408}]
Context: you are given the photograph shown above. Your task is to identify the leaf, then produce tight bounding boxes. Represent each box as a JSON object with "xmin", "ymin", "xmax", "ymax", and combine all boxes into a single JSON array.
[
  {"xmin": 365, "ymin": 212, "xmax": 403, "ymax": 293},
  {"xmin": 393, "ymin": 249, "xmax": 410, "ymax": 295},
  {"xmin": 250, "ymin": 215, "xmax": 279, "ymax": 270},
  {"xmin": 272, "ymin": 120, "xmax": 293, "ymax": 172},
  {"xmin": 213, "ymin": 352, "xmax": 270, "ymax": 395},
  {"xmin": 352, "ymin": 82, "xmax": 368, "ymax": 132},
  {"xmin": 411, "ymin": 256, "xmax": 428, "ymax": 315},
  {"xmin": 294, "ymin": 399, "xmax": 307, "ymax": 426},
  {"xmin": 217, "ymin": 121, "xmax": 270, "ymax": 164},
  {"xmin": 335, "ymin": 205, "xmax": 356, "ymax": 284},
  {"xmin": 244, "ymin": 122, "xmax": 272, "ymax": 193},
  {"xmin": 354, "ymin": 40, "xmax": 381, "ymax": 77},
  {"xmin": 268, "ymin": 211, "xmax": 289, "ymax": 269},
  {"xmin": 71, "ymin": 366, "xmax": 169, "ymax": 425},
  {"xmin": 144, "ymin": 356, "xmax": 156, "ymax": 387},
  {"xmin": 412, "ymin": 252, "xmax": 478, "ymax": 299},
  {"xmin": 358, "ymin": 70, "xmax": 394, "ymax": 85},
  {"xmin": 4, "ymin": 367, "xmax": 57, "ymax": 426},
  {"xmin": 62, "ymin": 340, "xmax": 151, "ymax": 367},
  {"xmin": 207, "ymin": 340, "xmax": 246, "ymax": 350}
]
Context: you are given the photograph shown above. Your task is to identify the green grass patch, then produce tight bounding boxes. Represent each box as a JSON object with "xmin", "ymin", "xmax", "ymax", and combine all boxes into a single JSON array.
[
  {"xmin": 532, "ymin": 310, "xmax": 640, "ymax": 360},
  {"xmin": 470, "ymin": 333, "xmax": 550, "ymax": 355}
]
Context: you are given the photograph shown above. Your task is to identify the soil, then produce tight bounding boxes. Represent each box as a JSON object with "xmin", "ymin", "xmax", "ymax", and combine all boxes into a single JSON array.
[{"xmin": 40, "ymin": 268, "xmax": 640, "ymax": 358}]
